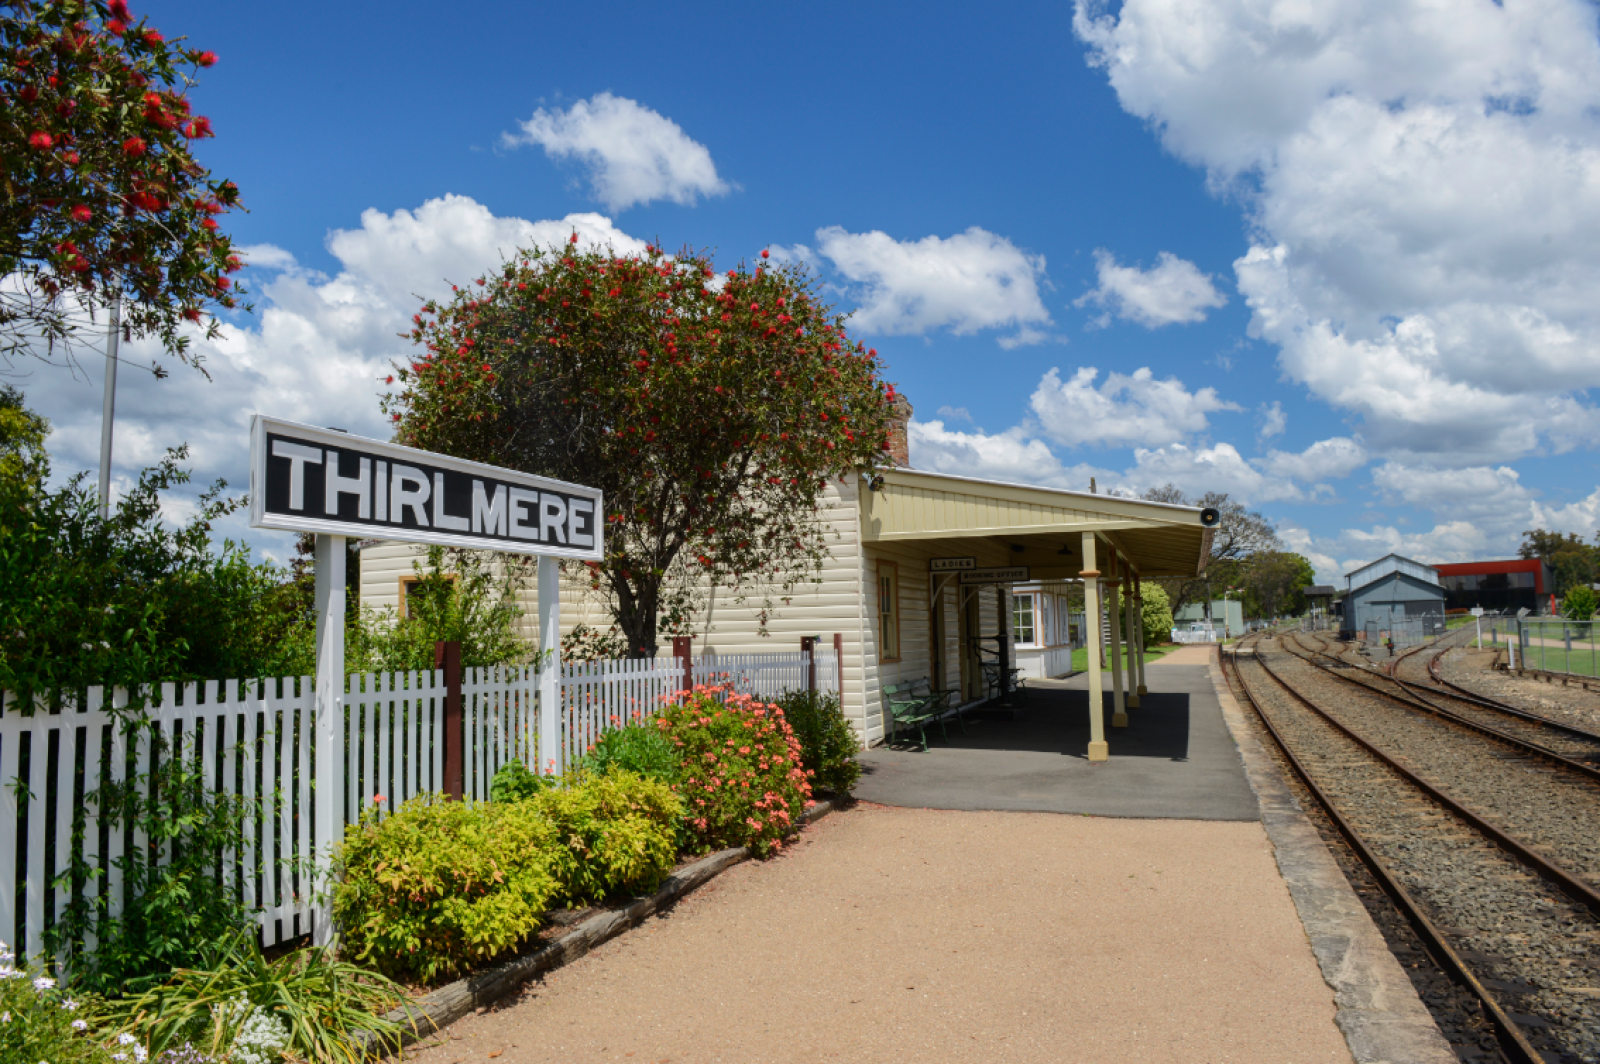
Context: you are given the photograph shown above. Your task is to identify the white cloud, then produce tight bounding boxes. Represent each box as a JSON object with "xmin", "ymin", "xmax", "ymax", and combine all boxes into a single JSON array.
[
  {"xmin": 1126, "ymin": 441, "xmax": 1304, "ymax": 502},
  {"xmin": 504, "ymin": 93, "xmax": 730, "ymax": 212},
  {"xmin": 1075, "ymin": 249, "xmax": 1226, "ymax": 327},
  {"xmin": 908, "ymin": 419, "xmax": 1110, "ymax": 493},
  {"xmin": 812, "ymin": 225, "xmax": 1052, "ymax": 344},
  {"xmin": 1075, "ymin": 0, "xmax": 1600, "ymax": 462},
  {"xmin": 936, "ymin": 405, "xmax": 973, "ymax": 423},
  {"xmin": 1258, "ymin": 436, "xmax": 1368, "ymax": 483},
  {"xmin": 1257, "ymin": 400, "xmax": 1286, "ymax": 441},
  {"xmin": 1028, "ymin": 366, "xmax": 1240, "ymax": 449},
  {"xmin": 22, "ymin": 196, "xmax": 644, "ymax": 558}
]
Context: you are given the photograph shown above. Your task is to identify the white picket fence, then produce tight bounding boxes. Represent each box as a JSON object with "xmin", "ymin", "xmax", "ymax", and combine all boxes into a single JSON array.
[{"xmin": 0, "ymin": 648, "xmax": 836, "ymax": 962}]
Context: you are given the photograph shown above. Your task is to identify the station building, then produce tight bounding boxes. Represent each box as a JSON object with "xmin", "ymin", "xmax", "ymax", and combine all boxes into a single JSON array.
[
  {"xmin": 1431, "ymin": 558, "xmax": 1553, "ymax": 615},
  {"xmin": 1340, "ymin": 553, "xmax": 1445, "ymax": 636},
  {"xmin": 358, "ymin": 404, "xmax": 1216, "ymax": 761}
]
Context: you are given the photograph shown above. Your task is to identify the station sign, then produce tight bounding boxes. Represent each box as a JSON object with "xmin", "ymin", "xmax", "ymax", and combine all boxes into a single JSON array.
[
  {"xmin": 248, "ymin": 416, "xmax": 604, "ymax": 560},
  {"xmin": 929, "ymin": 557, "xmax": 977, "ymax": 572},
  {"xmin": 1470, "ymin": 607, "xmax": 1484, "ymax": 617},
  {"xmin": 958, "ymin": 566, "xmax": 1029, "ymax": 585}
]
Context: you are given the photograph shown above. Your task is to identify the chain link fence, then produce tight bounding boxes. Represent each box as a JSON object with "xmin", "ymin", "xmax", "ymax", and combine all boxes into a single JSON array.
[
  {"xmin": 1361, "ymin": 612, "xmax": 1451, "ymax": 650},
  {"xmin": 1478, "ymin": 616, "xmax": 1600, "ymax": 678}
]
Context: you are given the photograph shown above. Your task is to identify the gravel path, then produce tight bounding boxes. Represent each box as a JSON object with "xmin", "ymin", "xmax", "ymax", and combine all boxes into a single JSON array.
[{"xmin": 399, "ymin": 804, "xmax": 1353, "ymax": 1064}]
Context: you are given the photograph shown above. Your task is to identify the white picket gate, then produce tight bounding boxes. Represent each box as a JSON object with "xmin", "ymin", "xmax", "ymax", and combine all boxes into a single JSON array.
[{"xmin": 1, "ymin": 648, "xmax": 834, "ymax": 962}]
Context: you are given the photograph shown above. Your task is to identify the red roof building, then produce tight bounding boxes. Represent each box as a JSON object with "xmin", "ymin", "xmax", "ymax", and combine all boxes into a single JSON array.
[{"xmin": 1431, "ymin": 558, "xmax": 1553, "ymax": 614}]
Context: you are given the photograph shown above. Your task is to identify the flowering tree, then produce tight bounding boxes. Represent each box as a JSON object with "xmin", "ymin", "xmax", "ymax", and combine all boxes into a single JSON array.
[
  {"xmin": 0, "ymin": 0, "xmax": 244, "ymax": 374},
  {"xmin": 386, "ymin": 241, "xmax": 896, "ymax": 657}
]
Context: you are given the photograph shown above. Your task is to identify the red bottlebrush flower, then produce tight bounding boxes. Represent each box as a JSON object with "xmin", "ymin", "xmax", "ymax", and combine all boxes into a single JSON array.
[
  {"xmin": 69, "ymin": 256, "xmax": 90, "ymax": 273},
  {"xmin": 108, "ymin": 0, "xmax": 131, "ymax": 20},
  {"xmin": 385, "ymin": 375, "xmax": 395, "ymax": 384},
  {"xmin": 105, "ymin": 18, "xmax": 126, "ymax": 34},
  {"xmin": 481, "ymin": 363, "xmax": 491, "ymax": 373},
  {"xmin": 868, "ymin": 348, "xmax": 877, "ymax": 357},
  {"xmin": 122, "ymin": 136, "xmax": 147, "ymax": 156},
  {"xmin": 215, "ymin": 276, "xmax": 230, "ymax": 290},
  {"xmin": 609, "ymin": 287, "xmax": 620, "ymax": 297},
  {"xmin": 183, "ymin": 116, "xmax": 213, "ymax": 139},
  {"xmin": 64, "ymin": 151, "xmax": 80, "ymax": 165},
  {"xmin": 761, "ymin": 248, "xmax": 769, "ymax": 258},
  {"xmin": 634, "ymin": 360, "xmax": 648, "ymax": 371},
  {"xmin": 70, "ymin": 205, "xmax": 91, "ymax": 223},
  {"xmin": 183, "ymin": 307, "xmax": 202, "ymax": 322},
  {"xmin": 143, "ymin": 29, "xmax": 163, "ymax": 45},
  {"xmin": 28, "ymin": 132, "xmax": 53, "ymax": 149},
  {"xmin": 19, "ymin": 86, "xmax": 36, "ymax": 103},
  {"xmin": 569, "ymin": 232, "xmax": 579, "ymax": 244},
  {"xmin": 195, "ymin": 50, "xmax": 217, "ymax": 67}
]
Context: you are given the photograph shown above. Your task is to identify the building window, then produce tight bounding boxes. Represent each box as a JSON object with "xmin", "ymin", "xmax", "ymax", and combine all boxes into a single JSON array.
[
  {"xmin": 398, "ymin": 572, "xmax": 457, "ymax": 619},
  {"xmin": 1014, "ymin": 594, "xmax": 1035, "ymax": 646},
  {"xmin": 877, "ymin": 561, "xmax": 900, "ymax": 662}
]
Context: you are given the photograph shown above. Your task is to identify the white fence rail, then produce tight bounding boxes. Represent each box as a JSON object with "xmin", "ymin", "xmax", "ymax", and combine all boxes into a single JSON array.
[
  {"xmin": 2, "ymin": 649, "xmax": 832, "ymax": 963},
  {"xmin": 1172, "ymin": 628, "xmax": 1224, "ymax": 644}
]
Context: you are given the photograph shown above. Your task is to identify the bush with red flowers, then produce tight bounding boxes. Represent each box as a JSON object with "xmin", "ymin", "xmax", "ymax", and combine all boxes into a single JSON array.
[
  {"xmin": 0, "ymin": 0, "xmax": 245, "ymax": 370},
  {"xmin": 384, "ymin": 242, "xmax": 895, "ymax": 659},
  {"xmin": 655, "ymin": 684, "xmax": 811, "ymax": 857}
]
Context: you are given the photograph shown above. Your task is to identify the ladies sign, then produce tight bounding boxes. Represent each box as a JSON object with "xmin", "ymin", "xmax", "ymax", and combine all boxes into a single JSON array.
[{"xmin": 248, "ymin": 415, "xmax": 603, "ymax": 560}]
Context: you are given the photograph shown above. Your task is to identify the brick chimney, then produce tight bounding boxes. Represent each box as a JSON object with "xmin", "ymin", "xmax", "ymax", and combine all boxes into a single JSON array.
[{"xmin": 886, "ymin": 391, "xmax": 912, "ymax": 469}]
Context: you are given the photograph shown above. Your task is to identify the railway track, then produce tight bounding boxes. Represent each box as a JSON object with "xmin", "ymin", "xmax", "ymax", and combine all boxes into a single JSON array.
[
  {"xmin": 1226, "ymin": 634, "xmax": 1600, "ymax": 1063},
  {"xmin": 1282, "ymin": 630, "xmax": 1600, "ymax": 779}
]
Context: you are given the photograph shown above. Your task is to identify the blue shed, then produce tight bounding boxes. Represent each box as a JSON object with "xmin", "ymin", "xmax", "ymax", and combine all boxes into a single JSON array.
[{"xmin": 1342, "ymin": 554, "xmax": 1445, "ymax": 637}]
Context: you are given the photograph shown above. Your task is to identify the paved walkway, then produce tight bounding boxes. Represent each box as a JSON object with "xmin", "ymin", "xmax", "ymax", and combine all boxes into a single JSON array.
[
  {"xmin": 852, "ymin": 658, "xmax": 1259, "ymax": 820},
  {"xmin": 404, "ymin": 805, "xmax": 1353, "ymax": 1064}
]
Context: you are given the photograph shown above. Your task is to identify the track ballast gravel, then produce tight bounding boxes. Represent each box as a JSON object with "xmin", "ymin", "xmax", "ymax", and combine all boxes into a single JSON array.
[{"xmin": 1235, "ymin": 641, "xmax": 1600, "ymax": 1063}]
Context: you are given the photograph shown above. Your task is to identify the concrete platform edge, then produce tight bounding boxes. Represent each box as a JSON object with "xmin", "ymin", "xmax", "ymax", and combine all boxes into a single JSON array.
[{"xmin": 1207, "ymin": 648, "xmax": 1456, "ymax": 1064}]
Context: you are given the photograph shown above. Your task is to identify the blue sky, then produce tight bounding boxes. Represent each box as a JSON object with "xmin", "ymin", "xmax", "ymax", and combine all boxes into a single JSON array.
[{"xmin": 18, "ymin": 0, "xmax": 1600, "ymax": 584}]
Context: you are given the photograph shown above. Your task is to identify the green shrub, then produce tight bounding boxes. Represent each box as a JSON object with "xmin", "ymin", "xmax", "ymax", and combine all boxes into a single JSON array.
[
  {"xmin": 100, "ymin": 931, "xmax": 409, "ymax": 1064},
  {"xmin": 52, "ymin": 728, "xmax": 260, "ymax": 998},
  {"xmin": 655, "ymin": 685, "xmax": 812, "ymax": 857},
  {"xmin": 331, "ymin": 793, "xmax": 559, "ymax": 983},
  {"xmin": 775, "ymin": 690, "xmax": 861, "ymax": 795},
  {"xmin": 532, "ymin": 771, "xmax": 683, "ymax": 906},
  {"xmin": 0, "ymin": 944, "xmax": 112, "ymax": 1064},
  {"xmin": 488, "ymin": 758, "xmax": 560, "ymax": 802},
  {"xmin": 576, "ymin": 721, "xmax": 682, "ymax": 784}
]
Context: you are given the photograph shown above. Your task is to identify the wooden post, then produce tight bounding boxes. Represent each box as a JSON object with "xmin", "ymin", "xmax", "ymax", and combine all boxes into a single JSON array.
[
  {"xmin": 538, "ymin": 556, "xmax": 562, "ymax": 775},
  {"xmin": 434, "ymin": 639, "xmax": 463, "ymax": 800},
  {"xmin": 1080, "ymin": 533, "xmax": 1107, "ymax": 762},
  {"xmin": 311, "ymin": 533, "xmax": 346, "ymax": 947},
  {"xmin": 673, "ymin": 636, "xmax": 693, "ymax": 700},
  {"xmin": 834, "ymin": 632, "xmax": 845, "ymax": 702},
  {"xmin": 1124, "ymin": 578, "xmax": 1141, "ymax": 710},
  {"xmin": 801, "ymin": 636, "xmax": 818, "ymax": 693},
  {"xmin": 997, "ymin": 586, "xmax": 1013, "ymax": 704}
]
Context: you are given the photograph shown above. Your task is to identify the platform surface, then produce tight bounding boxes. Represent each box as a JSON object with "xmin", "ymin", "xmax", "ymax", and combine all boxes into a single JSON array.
[{"xmin": 854, "ymin": 658, "xmax": 1260, "ymax": 820}]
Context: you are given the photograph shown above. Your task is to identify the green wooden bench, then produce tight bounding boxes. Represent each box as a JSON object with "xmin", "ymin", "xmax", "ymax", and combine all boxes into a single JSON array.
[
  {"xmin": 882, "ymin": 681, "xmax": 943, "ymax": 751},
  {"xmin": 910, "ymin": 678, "xmax": 966, "ymax": 739},
  {"xmin": 980, "ymin": 661, "xmax": 1029, "ymax": 705}
]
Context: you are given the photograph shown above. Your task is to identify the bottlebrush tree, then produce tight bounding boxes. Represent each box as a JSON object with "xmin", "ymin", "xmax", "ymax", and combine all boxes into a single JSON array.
[
  {"xmin": 385, "ymin": 240, "xmax": 897, "ymax": 657},
  {"xmin": 0, "ymin": 0, "xmax": 244, "ymax": 374}
]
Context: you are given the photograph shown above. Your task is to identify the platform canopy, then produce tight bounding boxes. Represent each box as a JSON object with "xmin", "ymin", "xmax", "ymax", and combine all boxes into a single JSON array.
[{"xmin": 860, "ymin": 468, "xmax": 1212, "ymax": 579}]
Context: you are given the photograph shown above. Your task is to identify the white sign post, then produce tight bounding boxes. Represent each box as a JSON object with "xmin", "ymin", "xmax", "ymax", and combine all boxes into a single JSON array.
[
  {"xmin": 249, "ymin": 416, "xmax": 603, "ymax": 945},
  {"xmin": 1471, "ymin": 606, "xmax": 1484, "ymax": 648}
]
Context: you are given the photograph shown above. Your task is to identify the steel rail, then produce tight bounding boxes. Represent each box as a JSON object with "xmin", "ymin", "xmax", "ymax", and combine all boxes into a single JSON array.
[
  {"xmin": 1279, "ymin": 632, "xmax": 1600, "ymax": 786},
  {"xmin": 1222, "ymin": 642, "xmax": 1545, "ymax": 1064},
  {"xmin": 1248, "ymin": 641, "xmax": 1600, "ymax": 916},
  {"xmin": 1423, "ymin": 648, "xmax": 1600, "ymax": 742}
]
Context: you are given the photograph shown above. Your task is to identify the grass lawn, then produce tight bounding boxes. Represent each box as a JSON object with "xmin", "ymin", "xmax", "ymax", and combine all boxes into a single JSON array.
[{"xmin": 1069, "ymin": 642, "xmax": 1184, "ymax": 673}]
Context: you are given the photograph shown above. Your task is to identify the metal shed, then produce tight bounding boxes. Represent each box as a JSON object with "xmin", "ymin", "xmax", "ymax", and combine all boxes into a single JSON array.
[{"xmin": 1341, "ymin": 554, "xmax": 1444, "ymax": 637}]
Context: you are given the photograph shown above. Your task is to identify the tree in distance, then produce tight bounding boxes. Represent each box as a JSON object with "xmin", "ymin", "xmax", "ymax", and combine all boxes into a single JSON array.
[
  {"xmin": 0, "ymin": 0, "xmax": 245, "ymax": 375},
  {"xmin": 386, "ymin": 241, "xmax": 896, "ymax": 657},
  {"xmin": 1141, "ymin": 484, "xmax": 1283, "ymax": 618}
]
